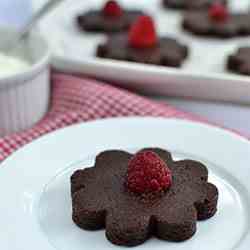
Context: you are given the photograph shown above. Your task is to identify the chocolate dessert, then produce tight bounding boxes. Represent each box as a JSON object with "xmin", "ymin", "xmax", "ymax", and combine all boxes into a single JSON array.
[
  {"xmin": 77, "ymin": 0, "xmax": 144, "ymax": 33},
  {"xmin": 227, "ymin": 47, "xmax": 250, "ymax": 75},
  {"xmin": 97, "ymin": 15, "xmax": 188, "ymax": 67},
  {"xmin": 163, "ymin": 0, "xmax": 227, "ymax": 10},
  {"xmin": 182, "ymin": 4, "xmax": 250, "ymax": 38},
  {"xmin": 71, "ymin": 148, "xmax": 218, "ymax": 247}
]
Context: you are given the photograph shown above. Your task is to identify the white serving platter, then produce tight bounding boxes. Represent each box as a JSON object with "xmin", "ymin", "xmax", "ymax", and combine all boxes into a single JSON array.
[
  {"xmin": 0, "ymin": 117, "xmax": 250, "ymax": 250},
  {"xmin": 33, "ymin": 0, "xmax": 250, "ymax": 104}
]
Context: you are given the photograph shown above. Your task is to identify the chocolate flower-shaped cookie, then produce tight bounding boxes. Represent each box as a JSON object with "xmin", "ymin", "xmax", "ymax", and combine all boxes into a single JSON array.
[
  {"xmin": 182, "ymin": 4, "xmax": 250, "ymax": 38},
  {"xmin": 77, "ymin": 0, "xmax": 144, "ymax": 33},
  {"xmin": 71, "ymin": 148, "xmax": 218, "ymax": 247},
  {"xmin": 97, "ymin": 16, "xmax": 188, "ymax": 67}
]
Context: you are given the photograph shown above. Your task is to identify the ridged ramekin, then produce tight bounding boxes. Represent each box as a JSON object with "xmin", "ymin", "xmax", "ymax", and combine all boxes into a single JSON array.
[{"xmin": 0, "ymin": 28, "xmax": 51, "ymax": 136}]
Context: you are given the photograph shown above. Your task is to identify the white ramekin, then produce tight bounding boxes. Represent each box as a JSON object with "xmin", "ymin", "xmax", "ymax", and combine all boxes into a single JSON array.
[{"xmin": 0, "ymin": 28, "xmax": 51, "ymax": 136}]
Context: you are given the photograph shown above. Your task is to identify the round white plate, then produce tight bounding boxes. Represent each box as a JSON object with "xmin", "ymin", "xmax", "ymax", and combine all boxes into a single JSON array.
[{"xmin": 0, "ymin": 117, "xmax": 250, "ymax": 250}]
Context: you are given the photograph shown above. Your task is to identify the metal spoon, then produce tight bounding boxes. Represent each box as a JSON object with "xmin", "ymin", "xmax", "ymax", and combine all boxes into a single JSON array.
[{"xmin": 4, "ymin": 0, "xmax": 64, "ymax": 53}]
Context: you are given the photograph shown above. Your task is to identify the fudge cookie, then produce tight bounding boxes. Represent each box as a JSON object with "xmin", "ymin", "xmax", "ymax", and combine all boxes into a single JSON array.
[
  {"xmin": 77, "ymin": 0, "xmax": 144, "ymax": 33},
  {"xmin": 71, "ymin": 148, "xmax": 218, "ymax": 247},
  {"xmin": 182, "ymin": 4, "xmax": 250, "ymax": 38},
  {"xmin": 227, "ymin": 47, "xmax": 250, "ymax": 75},
  {"xmin": 163, "ymin": 0, "xmax": 227, "ymax": 10},
  {"xmin": 97, "ymin": 15, "xmax": 188, "ymax": 67}
]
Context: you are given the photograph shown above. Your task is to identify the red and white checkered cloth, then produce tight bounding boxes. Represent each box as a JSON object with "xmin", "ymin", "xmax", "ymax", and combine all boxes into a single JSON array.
[{"xmin": 0, "ymin": 73, "xmax": 237, "ymax": 162}]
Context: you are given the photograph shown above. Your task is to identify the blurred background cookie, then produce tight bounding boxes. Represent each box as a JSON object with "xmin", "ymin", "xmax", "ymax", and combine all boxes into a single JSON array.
[
  {"xmin": 163, "ymin": 0, "xmax": 227, "ymax": 10},
  {"xmin": 97, "ymin": 15, "xmax": 188, "ymax": 67},
  {"xmin": 182, "ymin": 4, "xmax": 250, "ymax": 38},
  {"xmin": 227, "ymin": 47, "xmax": 250, "ymax": 75},
  {"xmin": 77, "ymin": 0, "xmax": 144, "ymax": 33}
]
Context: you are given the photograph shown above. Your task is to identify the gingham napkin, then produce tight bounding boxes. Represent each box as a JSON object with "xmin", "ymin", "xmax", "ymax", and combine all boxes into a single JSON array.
[{"xmin": 0, "ymin": 73, "xmax": 217, "ymax": 162}]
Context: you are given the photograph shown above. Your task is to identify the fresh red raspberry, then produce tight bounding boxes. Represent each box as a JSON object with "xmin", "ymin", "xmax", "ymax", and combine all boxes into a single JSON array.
[
  {"xmin": 125, "ymin": 151, "xmax": 172, "ymax": 194},
  {"xmin": 209, "ymin": 3, "xmax": 229, "ymax": 22},
  {"xmin": 128, "ymin": 15, "xmax": 158, "ymax": 48},
  {"xmin": 102, "ymin": 0, "xmax": 123, "ymax": 18}
]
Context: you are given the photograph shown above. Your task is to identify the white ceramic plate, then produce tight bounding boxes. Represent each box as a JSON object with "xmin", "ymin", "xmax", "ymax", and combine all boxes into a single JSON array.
[
  {"xmin": 0, "ymin": 117, "xmax": 250, "ymax": 250},
  {"xmin": 33, "ymin": 0, "xmax": 250, "ymax": 104}
]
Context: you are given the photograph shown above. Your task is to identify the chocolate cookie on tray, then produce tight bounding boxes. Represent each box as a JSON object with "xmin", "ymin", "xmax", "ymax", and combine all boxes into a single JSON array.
[
  {"xmin": 182, "ymin": 3, "xmax": 250, "ymax": 38},
  {"xmin": 97, "ymin": 15, "xmax": 188, "ymax": 67},
  {"xmin": 77, "ymin": 0, "xmax": 144, "ymax": 33},
  {"xmin": 163, "ymin": 0, "xmax": 227, "ymax": 10},
  {"xmin": 227, "ymin": 47, "xmax": 250, "ymax": 75},
  {"xmin": 71, "ymin": 148, "xmax": 218, "ymax": 247}
]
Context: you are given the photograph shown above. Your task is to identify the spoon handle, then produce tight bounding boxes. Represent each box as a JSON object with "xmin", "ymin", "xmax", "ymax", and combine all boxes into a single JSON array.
[{"xmin": 6, "ymin": 0, "xmax": 64, "ymax": 52}]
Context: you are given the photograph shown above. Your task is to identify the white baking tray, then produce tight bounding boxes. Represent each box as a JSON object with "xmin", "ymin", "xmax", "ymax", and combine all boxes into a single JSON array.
[{"xmin": 34, "ymin": 0, "xmax": 250, "ymax": 104}]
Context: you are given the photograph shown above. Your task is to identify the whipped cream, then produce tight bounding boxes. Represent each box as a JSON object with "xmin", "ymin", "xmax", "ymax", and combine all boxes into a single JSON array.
[{"xmin": 0, "ymin": 52, "xmax": 30, "ymax": 77}]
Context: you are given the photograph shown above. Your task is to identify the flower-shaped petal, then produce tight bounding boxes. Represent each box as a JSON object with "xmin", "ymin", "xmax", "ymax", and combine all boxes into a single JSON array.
[
  {"xmin": 106, "ymin": 210, "xmax": 151, "ymax": 246},
  {"xmin": 153, "ymin": 205, "xmax": 197, "ymax": 241},
  {"xmin": 173, "ymin": 160, "xmax": 208, "ymax": 181},
  {"xmin": 72, "ymin": 181, "xmax": 107, "ymax": 230},
  {"xmin": 94, "ymin": 150, "xmax": 132, "ymax": 170},
  {"xmin": 72, "ymin": 150, "xmax": 132, "ymax": 230},
  {"xmin": 195, "ymin": 182, "xmax": 218, "ymax": 220}
]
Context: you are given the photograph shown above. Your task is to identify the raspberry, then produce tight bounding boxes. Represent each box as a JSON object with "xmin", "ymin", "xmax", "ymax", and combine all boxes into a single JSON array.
[
  {"xmin": 209, "ymin": 3, "xmax": 229, "ymax": 22},
  {"xmin": 128, "ymin": 15, "xmax": 158, "ymax": 48},
  {"xmin": 125, "ymin": 151, "xmax": 172, "ymax": 194},
  {"xmin": 102, "ymin": 0, "xmax": 123, "ymax": 18}
]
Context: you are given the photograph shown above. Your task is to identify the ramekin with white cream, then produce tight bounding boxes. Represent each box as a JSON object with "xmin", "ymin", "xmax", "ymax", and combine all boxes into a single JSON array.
[
  {"xmin": 0, "ymin": 27, "xmax": 50, "ymax": 136},
  {"xmin": 0, "ymin": 53, "xmax": 30, "ymax": 77}
]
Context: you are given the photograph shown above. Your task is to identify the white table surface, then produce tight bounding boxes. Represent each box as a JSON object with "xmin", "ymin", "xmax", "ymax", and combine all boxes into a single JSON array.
[{"xmin": 1, "ymin": 0, "xmax": 250, "ymax": 136}]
